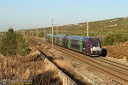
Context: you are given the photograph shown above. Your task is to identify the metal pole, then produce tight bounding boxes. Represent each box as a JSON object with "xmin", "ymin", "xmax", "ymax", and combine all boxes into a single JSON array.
[
  {"xmin": 36, "ymin": 25, "xmax": 38, "ymax": 37},
  {"xmin": 44, "ymin": 28, "xmax": 45, "ymax": 40},
  {"xmin": 31, "ymin": 29, "xmax": 33, "ymax": 36},
  {"xmin": 52, "ymin": 19, "xmax": 54, "ymax": 52},
  {"xmin": 30, "ymin": 29, "xmax": 31, "ymax": 36},
  {"xmin": 57, "ymin": 26, "xmax": 58, "ymax": 34},
  {"xmin": 87, "ymin": 21, "xmax": 88, "ymax": 36}
]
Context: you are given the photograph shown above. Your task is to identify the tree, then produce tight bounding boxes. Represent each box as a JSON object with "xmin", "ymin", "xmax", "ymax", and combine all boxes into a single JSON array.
[
  {"xmin": 16, "ymin": 33, "xmax": 31, "ymax": 56},
  {"xmin": 0, "ymin": 28, "xmax": 31, "ymax": 56}
]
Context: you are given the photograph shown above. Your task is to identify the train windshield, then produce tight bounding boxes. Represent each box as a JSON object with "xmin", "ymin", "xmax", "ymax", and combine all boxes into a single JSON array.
[{"xmin": 92, "ymin": 38, "xmax": 100, "ymax": 47}]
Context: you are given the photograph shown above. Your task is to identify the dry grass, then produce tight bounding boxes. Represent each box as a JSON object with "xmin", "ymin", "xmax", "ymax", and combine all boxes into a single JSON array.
[
  {"xmin": 0, "ymin": 49, "xmax": 62, "ymax": 85},
  {"xmin": 0, "ymin": 50, "xmax": 45, "ymax": 79},
  {"xmin": 105, "ymin": 42, "xmax": 128, "ymax": 61},
  {"xmin": 33, "ymin": 71, "xmax": 62, "ymax": 85}
]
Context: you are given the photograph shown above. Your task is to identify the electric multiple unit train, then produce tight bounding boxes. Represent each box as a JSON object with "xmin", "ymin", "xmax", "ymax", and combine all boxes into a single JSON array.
[{"xmin": 46, "ymin": 34, "xmax": 102, "ymax": 56}]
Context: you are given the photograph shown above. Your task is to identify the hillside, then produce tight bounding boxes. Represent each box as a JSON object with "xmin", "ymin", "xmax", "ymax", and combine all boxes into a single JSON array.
[
  {"xmin": 56, "ymin": 17, "xmax": 128, "ymax": 36},
  {"xmin": 21, "ymin": 17, "xmax": 128, "ymax": 38}
]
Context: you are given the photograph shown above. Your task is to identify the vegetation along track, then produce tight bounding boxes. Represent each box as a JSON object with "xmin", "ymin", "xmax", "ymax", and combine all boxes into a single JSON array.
[{"xmin": 38, "ymin": 38, "xmax": 128, "ymax": 84}]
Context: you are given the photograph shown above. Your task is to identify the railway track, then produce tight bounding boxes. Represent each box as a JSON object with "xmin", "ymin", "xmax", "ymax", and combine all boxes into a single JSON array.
[
  {"xmin": 55, "ymin": 46, "xmax": 128, "ymax": 84},
  {"xmin": 94, "ymin": 57, "xmax": 128, "ymax": 74},
  {"xmin": 36, "ymin": 38, "xmax": 128, "ymax": 84}
]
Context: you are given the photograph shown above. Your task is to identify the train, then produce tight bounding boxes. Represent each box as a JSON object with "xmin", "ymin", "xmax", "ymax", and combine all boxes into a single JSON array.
[{"xmin": 46, "ymin": 34, "xmax": 102, "ymax": 56}]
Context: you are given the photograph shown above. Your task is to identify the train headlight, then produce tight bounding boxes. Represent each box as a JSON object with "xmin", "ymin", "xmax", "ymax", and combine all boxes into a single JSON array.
[
  {"xmin": 91, "ymin": 47, "xmax": 101, "ymax": 52},
  {"xmin": 90, "ymin": 48, "xmax": 93, "ymax": 54},
  {"xmin": 90, "ymin": 48, "xmax": 93, "ymax": 51}
]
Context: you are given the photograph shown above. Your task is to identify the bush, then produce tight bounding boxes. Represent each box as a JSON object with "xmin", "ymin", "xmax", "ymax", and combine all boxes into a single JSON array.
[
  {"xmin": 103, "ymin": 34, "xmax": 114, "ymax": 45},
  {"xmin": 114, "ymin": 34, "xmax": 127, "ymax": 43},
  {"xmin": 103, "ymin": 33, "xmax": 127, "ymax": 46}
]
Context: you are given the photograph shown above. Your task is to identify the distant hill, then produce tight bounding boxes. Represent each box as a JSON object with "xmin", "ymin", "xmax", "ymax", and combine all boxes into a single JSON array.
[
  {"xmin": 55, "ymin": 17, "xmax": 128, "ymax": 36},
  {"xmin": 20, "ymin": 17, "xmax": 128, "ymax": 37}
]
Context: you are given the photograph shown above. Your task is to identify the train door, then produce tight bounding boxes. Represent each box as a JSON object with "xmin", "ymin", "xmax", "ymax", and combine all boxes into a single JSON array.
[
  {"xmin": 87, "ymin": 38, "xmax": 92, "ymax": 55},
  {"xmin": 57, "ymin": 37, "xmax": 59, "ymax": 45},
  {"xmin": 60, "ymin": 37, "xmax": 62, "ymax": 46},
  {"xmin": 50, "ymin": 36, "xmax": 52, "ymax": 43},
  {"xmin": 82, "ymin": 41, "xmax": 87, "ymax": 54},
  {"xmin": 79, "ymin": 39, "xmax": 83, "ymax": 52},
  {"xmin": 54, "ymin": 36, "xmax": 56, "ymax": 44},
  {"xmin": 68, "ymin": 39, "xmax": 71, "ymax": 48},
  {"xmin": 62, "ymin": 37, "xmax": 65, "ymax": 47},
  {"xmin": 64, "ymin": 36, "xmax": 68, "ymax": 48}
]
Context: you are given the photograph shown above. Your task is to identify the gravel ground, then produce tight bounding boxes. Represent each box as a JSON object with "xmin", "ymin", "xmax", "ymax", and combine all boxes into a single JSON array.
[
  {"xmin": 35, "ymin": 38, "xmax": 128, "ymax": 84},
  {"xmin": 40, "ymin": 44, "xmax": 120, "ymax": 84}
]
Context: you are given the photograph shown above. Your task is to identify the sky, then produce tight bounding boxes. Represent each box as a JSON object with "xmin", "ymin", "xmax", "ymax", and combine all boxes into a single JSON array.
[{"xmin": 0, "ymin": 0, "xmax": 128, "ymax": 31}]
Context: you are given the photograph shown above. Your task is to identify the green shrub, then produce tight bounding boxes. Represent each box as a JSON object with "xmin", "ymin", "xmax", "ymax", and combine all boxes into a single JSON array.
[
  {"xmin": 103, "ymin": 33, "xmax": 127, "ymax": 46},
  {"xmin": 103, "ymin": 34, "xmax": 114, "ymax": 45}
]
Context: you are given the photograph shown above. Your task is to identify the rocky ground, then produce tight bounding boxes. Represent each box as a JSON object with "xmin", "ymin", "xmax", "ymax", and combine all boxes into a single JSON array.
[{"xmin": 37, "ymin": 39, "xmax": 128, "ymax": 84}]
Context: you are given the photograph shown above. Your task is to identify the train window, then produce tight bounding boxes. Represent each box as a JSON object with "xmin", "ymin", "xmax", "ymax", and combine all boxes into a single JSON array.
[
  {"xmin": 71, "ymin": 40, "xmax": 79, "ymax": 49},
  {"xmin": 83, "ymin": 42, "xmax": 87, "ymax": 48},
  {"xmin": 92, "ymin": 39, "xmax": 99, "ymax": 47}
]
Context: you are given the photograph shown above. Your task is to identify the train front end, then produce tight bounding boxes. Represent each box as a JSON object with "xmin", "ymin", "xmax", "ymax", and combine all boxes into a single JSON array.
[{"xmin": 90, "ymin": 38, "xmax": 102, "ymax": 56}]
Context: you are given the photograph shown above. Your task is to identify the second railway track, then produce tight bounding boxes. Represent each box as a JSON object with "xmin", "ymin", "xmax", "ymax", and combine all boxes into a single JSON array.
[{"xmin": 94, "ymin": 57, "xmax": 128, "ymax": 74}]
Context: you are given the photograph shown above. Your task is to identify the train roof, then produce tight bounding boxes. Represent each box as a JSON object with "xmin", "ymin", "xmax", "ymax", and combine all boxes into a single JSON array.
[
  {"xmin": 67, "ymin": 35, "xmax": 84, "ymax": 40},
  {"xmin": 54, "ymin": 34, "xmax": 66, "ymax": 37},
  {"xmin": 46, "ymin": 34, "xmax": 100, "ymax": 41},
  {"xmin": 46, "ymin": 34, "xmax": 52, "ymax": 36},
  {"xmin": 83, "ymin": 36, "xmax": 100, "ymax": 41}
]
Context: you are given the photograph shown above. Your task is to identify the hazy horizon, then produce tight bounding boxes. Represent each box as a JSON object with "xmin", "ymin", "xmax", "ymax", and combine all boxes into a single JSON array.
[{"xmin": 0, "ymin": 0, "xmax": 128, "ymax": 32}]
